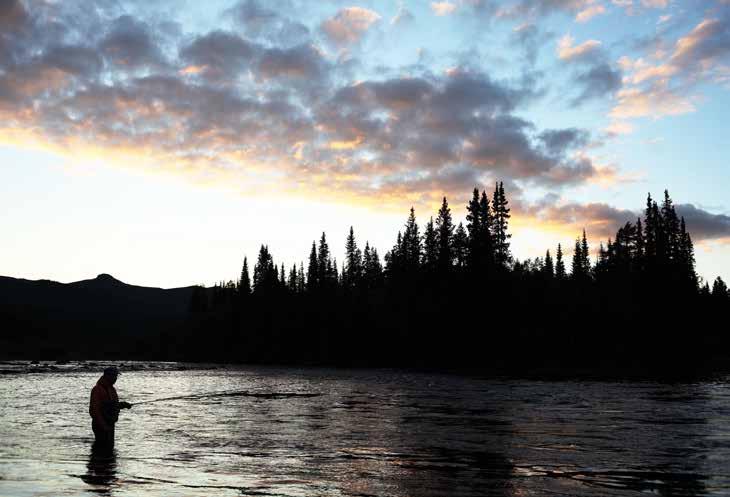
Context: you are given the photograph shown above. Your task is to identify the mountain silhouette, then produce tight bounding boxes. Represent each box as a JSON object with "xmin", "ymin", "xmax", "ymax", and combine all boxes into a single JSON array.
[{"xmin": 0, "ymin": 274, "xmax": 196, "ymax": 360}]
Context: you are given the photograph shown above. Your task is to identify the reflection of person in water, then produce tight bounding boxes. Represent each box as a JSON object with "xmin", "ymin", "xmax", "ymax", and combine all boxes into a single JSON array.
[
  {"xmin": 89, "ymin": 366, "xmax": 131, "ymax": 446},
  {"xmin": 81, "ymin": 441, "xmax": 118, "ymax": 495}
]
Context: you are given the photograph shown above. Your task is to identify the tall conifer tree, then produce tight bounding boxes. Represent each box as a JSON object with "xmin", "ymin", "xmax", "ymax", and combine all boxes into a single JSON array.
[
  {"xmin": 492, "ymin": 182, "xmax": 512, "ymax": 267},
  {"xmin": 555, "ymin": 243, "xmax": 566, "ymax": 280},
  {"xmin": 422, "ymin": 217, "xmax": 438, "ymax": 273},
  {"xmin": 435, "ymin": 197, "xmax": 454, "ymax": 269},
  {"xmin": 239, "ymin": 257, "xmax": 251, "ymax": 296}
]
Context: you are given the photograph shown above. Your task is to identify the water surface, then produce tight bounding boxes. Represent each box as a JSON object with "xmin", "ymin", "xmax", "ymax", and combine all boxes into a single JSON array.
[{"xmin": 1, "ymin": 362, "xmax": 730, "ymax": 496}]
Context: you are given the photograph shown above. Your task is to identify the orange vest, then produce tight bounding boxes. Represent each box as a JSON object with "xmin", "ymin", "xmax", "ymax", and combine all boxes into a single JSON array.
[{"xmin": 89, "ymin": 376, "xmax": 119, "ymax": 424}]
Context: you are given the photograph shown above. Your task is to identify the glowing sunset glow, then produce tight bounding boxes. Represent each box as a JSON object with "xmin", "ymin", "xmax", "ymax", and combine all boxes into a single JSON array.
[{"xmin": 0, "ymin": 0, "xmax": 729, "ymax": 288}]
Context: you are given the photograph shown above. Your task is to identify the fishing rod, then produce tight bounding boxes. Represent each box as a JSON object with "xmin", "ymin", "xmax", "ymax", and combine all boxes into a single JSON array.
[{"xmin": 131, "ymin": 389, "xmax": 322, "ymax": 406}]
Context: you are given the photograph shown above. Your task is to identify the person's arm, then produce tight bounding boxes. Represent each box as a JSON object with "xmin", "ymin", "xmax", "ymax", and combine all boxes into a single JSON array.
[{"xmin": 90, "ymin": 387, "xmax": 111, "ymax": 431}]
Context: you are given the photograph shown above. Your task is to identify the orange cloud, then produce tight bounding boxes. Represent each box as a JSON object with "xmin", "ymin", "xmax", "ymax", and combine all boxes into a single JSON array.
[
  {"xmin": 557, "ymin": 35, "xmax": 602, "ymax": 60},
  {"xmin": 431, "ymin": 2, "xmax": 457, "ymax": 16}
]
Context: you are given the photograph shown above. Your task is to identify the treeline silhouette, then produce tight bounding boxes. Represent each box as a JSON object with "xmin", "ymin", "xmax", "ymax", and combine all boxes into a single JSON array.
[{"xmin": 183, "ymin": 184, "xmax": 730, "ymax": 372}]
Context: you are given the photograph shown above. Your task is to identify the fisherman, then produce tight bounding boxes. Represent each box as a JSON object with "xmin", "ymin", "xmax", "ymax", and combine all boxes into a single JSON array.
[{"xmin": 89, "ymin": 366, "xmax": 131, "ymax": 446}]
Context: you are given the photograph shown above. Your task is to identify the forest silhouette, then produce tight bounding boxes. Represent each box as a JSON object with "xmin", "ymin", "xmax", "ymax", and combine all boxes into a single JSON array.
[
  {"xmin": 2, "ymin": 183, "xmax": 729, "ymax": 373},
  {"xmin": 183, "ymin": 184, "xmax": 730, "ymax": 372}
]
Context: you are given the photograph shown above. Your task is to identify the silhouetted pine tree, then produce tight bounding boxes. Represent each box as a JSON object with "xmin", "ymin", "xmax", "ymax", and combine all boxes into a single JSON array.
[
  {"xmin": 634, "ymin": 218, "xmax": 645, "ymax": 268},
  {"xmin": 644, "ymin": 194, "xmax": 657, "ymax": 269},
  {"xmin": 580, "ymin": 229, "xmax": 590, "ymax": 277},
  {"xmin": 363, "ymin": 242, "xmax": 384, "ymax": 289},
  {"xmin": 253, "ymin": 245, "xmax": 277, "ymax": 295},
  {"xmin": 465, "ymin": 188, "xmax": 494, "ymax": 271},
  {"xmin": 318, "ymin": 232, "xmax": 335, "ymax": 290},
  {"xmin": 571, "ymin": 238, "xmax": 584, "ymax": 280},
  {"xmin": 679, "ymin": 217, "xmax": 698, "ymax": 289},
  {"xmin": 436, "ymin": 197, "xmax": 454, "ymax": 270},
  {"xmin": 344, "ymin": 226, "xmax": 363, "ymax": 290},
  {"xmin": 239, "ymin": 257, "xmax": 251, "ymax": 297},
  {"xmin": 466, "ymin": 189, "xmax": 480, "ymax": 252},
  {"xmin": 543, "ymin": 249, "xmax": 554, "ymax": 279},
  {"xmin": 492, "ymin": 182, "xmax": 511, "ymax": 267},
  {"xmin": 555, "ymin": 243, "xmax": 566, "ymax": 280},
  {"xmin": 307, "ymin": 242, "xmax": 318, "ymax": 292},
  {"xmin": 700, "ymin": 281, "xmax": 711, "ymax": 297},
  {"xmin": 453, "ymin": 223, "xmax": 468, "ymax": 269},
  {"xmin": 286, "ymin": 264, "xmax": 299, "ymax": 293},
  {"xmin": 712, "ymin": 277, "xmax": 728, "ymax": 300},
  {"xmin": 661, "ymin": 190, "xmax": 681, "ymax": 262},
  {"xmin": 422, "ymin": 217, "xmax": 438, "ymax": 273},
  {"xmin": 402, "ymin": 208, "xmax": 421, "ymax": 273},
  {"xmin": 385, "ymin": 231, "xmax": 404, "ymax": 278},
  {"xmin": 594, "ymin": 243, "xmax": 609, "ymax": 279},
  {"xmin": 298, "ymin": 262, "xmax": 306, "ymax": 294}
]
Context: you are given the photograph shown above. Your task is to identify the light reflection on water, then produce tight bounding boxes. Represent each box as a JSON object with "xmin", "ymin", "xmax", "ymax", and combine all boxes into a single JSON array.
[{"xmin": 1, "ymin": 363, "xmax": 730, "ymax": 496}]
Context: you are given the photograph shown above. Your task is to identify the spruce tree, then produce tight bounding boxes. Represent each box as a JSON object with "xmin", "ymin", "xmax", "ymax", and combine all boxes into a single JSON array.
[
  {"xmin": 253, "ymin": 245, "xmax": 276, "ymax": 294},
  {"xmin": 644, "ymin": 194, "xmax": 657, "ymax": 266},
  {"xmin": 634, "ymin": 218, "xmax": 645, "ymax": 270},
  {"xmin": 422, "ymin": 217, "xmax": 438, "ymax": 273},
  {"xmin": 466, "ymin": 188, "xmax": 481, "ymax": 267},
  {"xmin": 543, "ymin": 249, "xmax": 554, "ymax": 278},
  {"xmin": 492, "ymin": 182, "xmax": 512, "ymax": 267},
  {"xmin": 661, "ymin": 190, "xmax": 680, "ymax": 261},
  {"xmin": 581, "ymin": 229, "xmax": 591, "ymax": 277},
  {"xmin": 239, "ymin": 257, "xmax": 251, "ymax": 296},
  {"xmin": 453, "ymin": 223, "xmax": 468, "ymax": 269},
  {"xmin": 298, "ymin": 262, "xmax": 306, "ymax": 293},
  {"xmin": 385, "ymin": 231, "xmax": 404, "ymax": 277},
  {"xmin": 317, "ymin": 232, "xmax": 332, "ymax": 288},
  {"xmin": 307, "ymin": 241, "xmax": 318, "ymax": 292},
  {"xmin": 403, "ymin": 207, "xmax": 421, "ymax": 272},
  {"xmin": 435, "ymin": 197, "xmax": 454, "ymax": 269},
  {"xmin": 679, "ymin": 217, "xmax": 698, "ymax": 289},
  {"xmin": 344, "ymin": 226, "xmax": 363, "ymax": 289},
  {"xmin": 288, "ymin": 265, "xmax": 298, "ymax": 292},
  {"xmin": 555, "ymin": 243, "xmax": 566, "ymax": 280},
  {"xmin": 571, "ymin": 238, "xmax": 583, "ymax": 280},
  {"xmin": 712, "ymin": 277, "xmax": 728, "ymax": 300},
  {"xmin": 479, "ymin": 190, "xmax": 494, "ymax": 268}
]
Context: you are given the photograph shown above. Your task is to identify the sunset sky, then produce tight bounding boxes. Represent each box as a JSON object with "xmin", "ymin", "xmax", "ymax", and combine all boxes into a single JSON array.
[{"xmin": 1, "ymin": 0, "xmax": 729, "ymax": 288}]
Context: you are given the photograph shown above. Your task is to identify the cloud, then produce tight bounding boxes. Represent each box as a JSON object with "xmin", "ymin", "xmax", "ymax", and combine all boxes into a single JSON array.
[
  {"xmin": 610, "ymin": 80, "xmax": 695, "ymax": 118},
  {"xmin": 179, "ymin": 31, "xmax": 257, "ymax": 81},
  {"xmin": 612, "ymin": 15, "xmax": 730, "ymax": 120},
  {"xmin": 101, "ymin": 15, "xmax": 168, "ymax": 69},
  {"xmin": 677, "ymin": 204, "xmax": 730, "ymax": 242},
  {"xmin": 391, "ymin": 5, "xmax": 415, "ymax": 25},
  {"xmin": 312, "ymin": 68, "xmax": 605, "ymax": 193},
  {"xmin": 557, "ymin": 34, "xmax": 602, "ymax": 60},
  {"xmin": 525, "ymin": 199, "xmax": 730, "ymax": 243},
  {"xmin": 512, "ymin": 23, "xmax": 548, "ymax": 66},
  {"xmin": 500, "ymin": 0, "xmax": 605, "ymax": 20},
  {"xmin": 604, "ymin": 120, "xmax": 634, "ymax": 136},
  {"xmin": 258, "ymin": 43, "xmax": 328, "ymax": 83},
  {"xmin": 556, "ymin": 35, "xmax": 622, "ymax": 105},
  {"xmin": 431, "ymin": 2, "xmax": 458, "ymax": 16},
  {"xmin": 642, "ymin": 0, "xmax": 668, "ymax": 7},
  {"xmin": 0, "ymin": 0, "xmax": 623, "ymax": 209},
  {"xmin": 611, "ymin": 0, "xmax": 669, "ymax": 14},
  {"xmin": 227, "ymin": 0, "xmax": 310, "ymax": 46},
  {"xmin": 572, "ymin": 62, "xmax": 622, "ymax": 105},
  {"xmin": 575, "ymin": 4, "xmax": 606, "ymax": 22},
  {"xmin": 320, "ymin": 7, "xmax": 381, "ymax": 48},
  {"xmin": 0, "ymin": 0, "xmax": 27, "ymax": 30}
]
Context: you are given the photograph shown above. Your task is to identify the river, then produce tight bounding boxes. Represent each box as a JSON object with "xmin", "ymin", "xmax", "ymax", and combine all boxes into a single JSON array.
[{"xmin": 1, "ymin": 362, "xmax": 729, "ymax": 496}]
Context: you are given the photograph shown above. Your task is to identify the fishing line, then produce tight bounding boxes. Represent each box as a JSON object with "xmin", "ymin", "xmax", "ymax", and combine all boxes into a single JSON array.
[{"xmin": 131, "ymin": 389, "xmax": 321, "ymax": 406}]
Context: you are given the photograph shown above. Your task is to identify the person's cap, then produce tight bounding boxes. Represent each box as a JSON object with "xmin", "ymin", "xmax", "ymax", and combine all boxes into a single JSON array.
[{"xmin": 103, "ymin": 366, "xmax": 120, "ymax": 376}]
